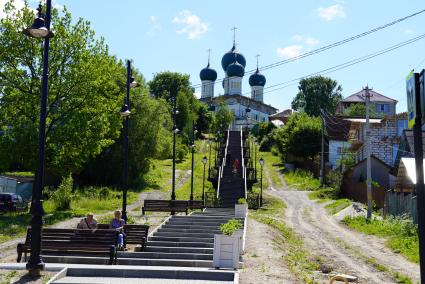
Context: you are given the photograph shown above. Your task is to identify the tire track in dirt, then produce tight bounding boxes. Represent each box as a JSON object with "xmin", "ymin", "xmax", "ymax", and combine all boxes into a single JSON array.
[{"xmin": 270, "ymin": 189, "xmax": 420, "ymax": 283}]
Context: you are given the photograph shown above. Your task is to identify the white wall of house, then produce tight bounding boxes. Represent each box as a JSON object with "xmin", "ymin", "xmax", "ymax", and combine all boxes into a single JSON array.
[{"xmin": 329, "ymin": 140, "xmax": 351, "ymax": 169}]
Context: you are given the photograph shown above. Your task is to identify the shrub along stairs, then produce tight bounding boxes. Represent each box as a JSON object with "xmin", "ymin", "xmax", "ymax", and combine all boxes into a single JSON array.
[{"xmin": 218, "ymin": 130, "xmax": 245, "ymax": 208}]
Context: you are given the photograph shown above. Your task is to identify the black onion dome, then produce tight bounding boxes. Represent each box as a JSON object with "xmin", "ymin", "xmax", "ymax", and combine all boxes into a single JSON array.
[
  {"xmin": 200, "ymin": 64, "xmax": 217, "ymax": 81},
  {"xmin": 226, "ymin": 61, "xmax": 245, "ymax": 77},
  {"xmin": 249, "ymin": 69, "xmax": 266, "ymax": 86},
  {"xmin": 221, "ymin": 45, "xmax": 246, "ymax": 71}
]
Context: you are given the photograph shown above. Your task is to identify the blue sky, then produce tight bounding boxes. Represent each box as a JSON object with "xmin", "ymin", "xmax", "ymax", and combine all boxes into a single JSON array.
[{"xmin": 5, "ymin": 0, "xmax": 425, "ymax": 112}]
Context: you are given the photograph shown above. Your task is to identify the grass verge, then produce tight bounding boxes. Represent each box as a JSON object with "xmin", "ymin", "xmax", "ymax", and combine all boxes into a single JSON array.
[
  {"xmin": 0, "ymin": 189, "xmax": 138, "ymax": 244},
  {"xmin": 343, "ymin": 215, "xmax": 419, "ymax": 264},
  {"xmin": 331, "ymin": 234, "xmax": 413, "ymax": 284},
  {"xmin": 250, "ymin": 194, "xmax": 320, "ymax": 283},
  {"xmin": 257, "ymin": 150, "xmax": 285, "ymax": 189},
  {"xmin": 284, "ymin": 169, "xmax": 320, "ymax": 191},
  {"xmin": 324, "ymin": 198, "xmax": 351, "ymax": 215}
]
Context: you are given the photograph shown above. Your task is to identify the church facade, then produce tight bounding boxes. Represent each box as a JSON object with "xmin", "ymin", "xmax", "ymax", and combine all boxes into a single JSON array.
[{"xmin": 199, "ymin": 44, "xmax": 278, "ymax": 130}]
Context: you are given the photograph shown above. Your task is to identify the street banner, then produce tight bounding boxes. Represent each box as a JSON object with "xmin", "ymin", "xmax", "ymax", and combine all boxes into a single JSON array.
[{"xmin": 407, "ymin": 70, "xmax": 417, "ymax": 128}]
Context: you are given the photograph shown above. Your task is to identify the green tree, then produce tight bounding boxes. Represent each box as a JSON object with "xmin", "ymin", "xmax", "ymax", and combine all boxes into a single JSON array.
[
  {"xmin": 196, "ymin": 103, "xmax": 214, "ymax": 134},
  {"xmin": 342, "ymin": 103, "xmax": 383, "ymax": 118},
  {"xmin": 251, "ymin": 122, "xmax": 276, "ymax": 143},
  {"xmin": 291, "ymin": 76, "xmax": 342, "ymax": 117},
  {"xmin": 80, "ymin": 92, "xmax": 172, "ymax": 186},
  {"xmin": 0, "ymin": 2, "xmax": 125, "ymax": 175},
  {"xmin": 213, "ymin": 102, "xmax": 234, "ymax": 131},
  {"xmin": 148, "ymin": 72, "xmax": 193, "ymax": 103},
  {"xmin": 274, "ymin": 113, "xmax": 321, "ymax": 159}
]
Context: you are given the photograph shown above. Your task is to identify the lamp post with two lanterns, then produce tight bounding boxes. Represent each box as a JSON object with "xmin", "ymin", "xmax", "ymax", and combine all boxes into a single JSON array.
[
  {"xmin": 22, "ymin": 0, "xmax": 54, "ymax": 275},
  {"xmin": 119, "ymin": 60, "xmax": 140, "ymax": 223}
]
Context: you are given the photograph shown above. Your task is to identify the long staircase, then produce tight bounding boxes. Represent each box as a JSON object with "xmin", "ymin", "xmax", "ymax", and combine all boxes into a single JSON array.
[
  {"xmin": 117, "ymin": 208, "xmax": 236, "ymax": 268},
  {"xmin": 218, "ymin": 131, "xmax": 245, "ymax": 207},
  {"xmin": 50, "ymin": 208, "xmax": 238, "ymax": 283}
]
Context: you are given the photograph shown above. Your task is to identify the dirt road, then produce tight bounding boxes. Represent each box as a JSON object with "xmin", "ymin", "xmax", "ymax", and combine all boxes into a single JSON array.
[{"xmin": 269, "ymin": 188, "xmax": 420, "ymax": 283}]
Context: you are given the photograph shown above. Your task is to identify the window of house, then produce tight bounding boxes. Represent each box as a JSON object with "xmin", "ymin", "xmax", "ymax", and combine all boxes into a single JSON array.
[
  {"xmin": 376, "ymin": 104, "xmax": 390, "ymax": 113},
  {"xmin": 256, "ymin": 114, "xmax": 258, "ymax": 120}
]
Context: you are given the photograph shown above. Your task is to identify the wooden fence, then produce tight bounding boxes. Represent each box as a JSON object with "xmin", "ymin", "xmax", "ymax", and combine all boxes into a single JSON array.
[
  {"xmin": 341, "ymin": 179, "xmax": 386, "ymax": 209},
  {"xmin": 385, "ymin": 190, "xmax": 418, "ymax": 224}
]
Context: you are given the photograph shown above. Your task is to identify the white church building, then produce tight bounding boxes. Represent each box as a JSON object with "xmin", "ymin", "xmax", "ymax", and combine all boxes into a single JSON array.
[{"xmin": 199, "ymin": 43, "xmax": 277, "ymax": 130}]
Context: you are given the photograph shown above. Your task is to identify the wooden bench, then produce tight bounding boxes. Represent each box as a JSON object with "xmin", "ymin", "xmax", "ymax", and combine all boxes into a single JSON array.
[
  {"xmin": 123, "ymin": 224, "xmax": 149, "ymax": 249},
  {"xmin": 17, "ymin": 228, "xmax": 118, "ymax": 265},
  {"xmin": 142, "ymin": 200, "xmax": 189, "ymax": 215},
  {"xmin": 97, "ymin": 224, "xmax": 149, "ymax": 249},
  {"xmin": 188, "ymin": 200, "xmax": 205, "ymax": 210}
]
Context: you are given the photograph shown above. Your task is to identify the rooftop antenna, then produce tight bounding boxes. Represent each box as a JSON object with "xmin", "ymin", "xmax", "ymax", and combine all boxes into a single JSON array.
[{"xmin": 231, "ymin": 26, "xmax": 238, "ymax": 47}]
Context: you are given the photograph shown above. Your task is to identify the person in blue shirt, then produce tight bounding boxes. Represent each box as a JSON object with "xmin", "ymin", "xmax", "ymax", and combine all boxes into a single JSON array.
[{"xmin": 110, "ymin": 209, "xmax": 125, "ymax": 250}]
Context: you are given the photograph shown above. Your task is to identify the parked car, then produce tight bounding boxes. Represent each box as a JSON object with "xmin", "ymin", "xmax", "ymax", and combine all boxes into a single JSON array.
[{"xmin": 0, "ymin": 193, "xmax": 28, "ymax": 213}]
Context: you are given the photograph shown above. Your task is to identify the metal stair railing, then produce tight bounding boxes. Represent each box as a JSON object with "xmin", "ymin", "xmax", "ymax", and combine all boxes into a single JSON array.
[
  {"xmin": 240, "ymin": 127, "xmax": 248, "ymax": 199},
  {"xmin": 217, "ymin": 126, "xmax": 230, "ymax": 200}
]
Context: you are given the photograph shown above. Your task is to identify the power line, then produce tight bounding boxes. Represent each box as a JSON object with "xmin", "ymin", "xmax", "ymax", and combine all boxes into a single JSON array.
[
  {"xmin": 247, "ymin": 33, "xmax": 425, "ymax": 97},
  {"xmin": 192, "ymin": 8, "xmax": 425, "ymax": 89}
]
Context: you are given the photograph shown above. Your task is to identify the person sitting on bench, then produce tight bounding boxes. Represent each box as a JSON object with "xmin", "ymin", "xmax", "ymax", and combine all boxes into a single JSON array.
[
  {"xmin": 77, "ymin": 212, "xmax": 98, "ymax": 229},
  {"xmin": 110, "ymin": 209, "xmax": 126, "ymax": 250}
]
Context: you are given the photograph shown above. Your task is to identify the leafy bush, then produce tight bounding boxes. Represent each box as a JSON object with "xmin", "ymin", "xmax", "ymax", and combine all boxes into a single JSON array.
[
  {"xmin": 220, "ymin": 219, "xmax": 243, "ymax": 236},
  {"xmin": 325, "ymin": 170, "xmax": 342, "ymax": 197},
  {"xmin": 237, "ymin": 198, "xmax": 247, "ymax": 204},
  {"xmin": 50, "ymin": 174, "xmax": 74, "ymax": 211},
  {"xmin": 247, "ymin": 191, "xmax": 260, "ymax": 209},
  {"xmin": 176, "ymin": 143, "xmax": 189, "ymax": 162}
]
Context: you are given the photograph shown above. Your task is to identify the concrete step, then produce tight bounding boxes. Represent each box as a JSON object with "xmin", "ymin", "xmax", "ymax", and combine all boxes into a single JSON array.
[
  {"xmin": 117, "ymin": 251, "xmax": 213, "ymax": 260},
  {"xmin": 144, "ymin": 246, "xmax": 213, "ymax": 254},
  {"xmin": 146, "ymin": 241, "xmax": 214, "ymax": 248},
  {"xmin": 170, "ymin": 217, "xmax": 231, "ymax": 222},
  {"xmin": 154, "ymin": 231, "xmax": 216, "ymax": 238},
  {"xmin": 54, "ymin": 266, "xmax": 235, "ymax": 282},
  {"xmin": 157, "ymin": 228, "xmax": 222, "ymax": 234},
  {"xmin": 53, "ymin": 277, "xmax": 233, "ymax": 284},
  {"xmin": 117, "ymin": 257, "xmax": 213, "ymax": 268},
  {"xmin": 161, "ymin": 224, "xmax": 222, "ymax": 230},
  {"xmin": 166, "ymin": 221, "xmax": 227, "ymax": 226},
  {"xmin": 149, "ymin": 236, "xmax": 214, "ymax": 243}
]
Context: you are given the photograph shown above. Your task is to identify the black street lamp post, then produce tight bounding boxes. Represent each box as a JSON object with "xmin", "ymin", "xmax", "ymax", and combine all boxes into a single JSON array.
[
  {"xmin": 259, "ymin": 157, "xmax": 264, "ymax": 207},
  {"xmin": 23, "ymin": 0, "xmax": 54, "ymax": 275},
  {"xmin": 171, "ymin": 94, "xmax": 178, "ymax": 206},
  {"xmin": 190, "ymin": 120, "xmax": 197, "ymax": 201},
  {"xmin": 120, "ymin": 60, "xmax": 139, "ymax": 223},
  {"xmin": 202, "ymin": 156, "xmax": 207, "ymax": 205},
  {"xmin": 208, "ymin": 139, "xmax": 212, "ymax": 175}
]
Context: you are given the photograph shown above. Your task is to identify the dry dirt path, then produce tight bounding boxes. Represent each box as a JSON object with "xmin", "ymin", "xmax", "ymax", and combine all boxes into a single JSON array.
[
  {"xmin": 269, "ymin": 187, "xmax": 420, "ymax": 283},
  {"xmin": 239, "ymin": 218, "xmax": 299, "ymax": 284}
]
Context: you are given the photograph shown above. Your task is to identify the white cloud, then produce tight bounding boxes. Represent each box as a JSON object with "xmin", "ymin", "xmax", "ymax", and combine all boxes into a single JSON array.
[
  {"xmin": 292, "ymin": 34, "xmax": 319, "ymax": 47},
  {"xmin": 276, "ymin": 45, "xmax": 303, "ymax": 59},
  {"xmin": 147, "ymin": 15, "xmax": 161, "ymax": 36},
  {"xmin": 317, "ymin": 4, "xmax": 346, "ymax": 21},
  {"xmin": 0, "ymin": 0, "xmax": 25, "ymax": 19},
  {"xmin": 172, "ymin": 10, "xmax": 208, "ymax": 39}
]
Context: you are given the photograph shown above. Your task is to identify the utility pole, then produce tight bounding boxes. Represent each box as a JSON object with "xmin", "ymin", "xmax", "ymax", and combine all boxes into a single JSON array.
[
  {"xmin": 412, "ymin": 70, "xmax": 425, "ymax": 282},
  {"xmin": 364, "ymin": 86, "xmax": 373, "ymax": 219},
  {"xmin": 320, "ymin": 108, "xmax": 325, "ymax": 186}
]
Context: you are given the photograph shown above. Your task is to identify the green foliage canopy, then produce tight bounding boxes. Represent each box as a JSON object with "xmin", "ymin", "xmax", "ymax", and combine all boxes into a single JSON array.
[
  {"xmin": 0, "ymin": 2, "xmax": 125, "ymax": 175},
  {"xmin": 291, "ymin": 76, "xmax": 342, "ymax": 117},
  {"xmin": 274, "ymin": 113, "xmax": 321, "ymax": 159},
  {"xmin": 342, "ymin": 103, "xmax": 383, "ymax": 118}
]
